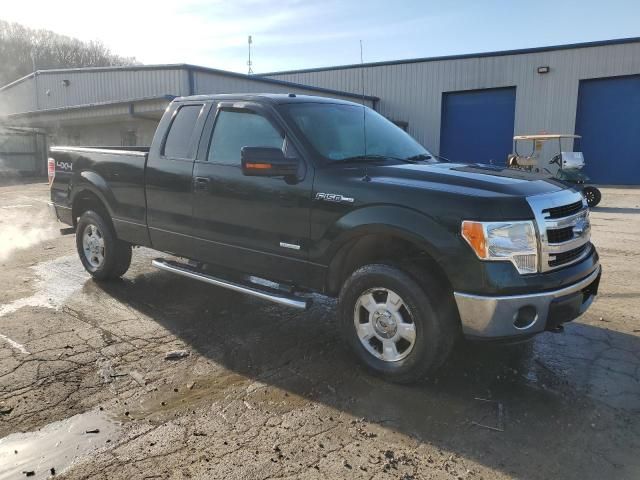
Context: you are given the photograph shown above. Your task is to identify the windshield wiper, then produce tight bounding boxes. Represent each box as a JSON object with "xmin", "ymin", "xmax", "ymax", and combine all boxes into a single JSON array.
[
  {"xmin": 336, "ymin": 154, "xmax": 420, "ymax": 164},
  {"xmin": 406, "ymin": 153, "xmax": 433, "ymax": 161}
]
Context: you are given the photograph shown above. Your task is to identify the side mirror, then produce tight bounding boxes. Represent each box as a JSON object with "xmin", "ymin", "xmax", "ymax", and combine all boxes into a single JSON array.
[{"xmin": 241, "ymin": 147, "xmax": 299, "ymax": 177}]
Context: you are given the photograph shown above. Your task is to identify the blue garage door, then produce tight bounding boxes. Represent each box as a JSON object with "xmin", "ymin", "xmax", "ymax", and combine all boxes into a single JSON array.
[
  {"xmin": 440, "ymin": 87, "xmax": 516, "ymax": 165},
  {"xmin": 575, "ymin": 76, "xmax": 640, "ymax": 185}
]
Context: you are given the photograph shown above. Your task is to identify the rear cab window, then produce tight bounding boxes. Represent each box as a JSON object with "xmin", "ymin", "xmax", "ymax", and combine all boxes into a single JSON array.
[{"xmin": 163, "ymin": 104, "xmax": 204, "ymax": 159}]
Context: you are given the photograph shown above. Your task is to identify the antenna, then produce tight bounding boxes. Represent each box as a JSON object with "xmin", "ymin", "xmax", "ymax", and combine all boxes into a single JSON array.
[
  {"xmin": 247, "ymin": 35, "xmax": 254, "ymax": 75},
  {"xmin": 359, "ymin": 40, "xmax": 365, "ymax": 106},
  {"xmin": 360, "ymin": 40, "xmax": 367, "ymax": 160}
]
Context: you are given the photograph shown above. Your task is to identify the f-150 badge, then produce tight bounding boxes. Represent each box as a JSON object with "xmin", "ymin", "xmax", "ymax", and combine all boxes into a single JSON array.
[{"xmin": 315, "ymin": 193, "xmax": 354, "ymax": 204}]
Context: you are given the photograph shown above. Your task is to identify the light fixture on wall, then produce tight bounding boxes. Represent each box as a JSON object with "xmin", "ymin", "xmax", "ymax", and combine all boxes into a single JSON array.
[
  {"xmin": 62, "ymin": 79, "xmax": 71, "ymax": 86},
  {"xmin": 537, "ymin": 66, "xmax": 550, "ymax": 74}
]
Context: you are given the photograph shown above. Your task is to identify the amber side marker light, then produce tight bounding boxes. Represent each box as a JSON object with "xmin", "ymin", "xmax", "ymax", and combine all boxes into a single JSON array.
[
  {"xmin": 245, "ymin": 162, "xmax": 272, "ymax": 170},
  {"xmin": 461, "ymin": 221, "xmax": 487, "ymax": 258}
]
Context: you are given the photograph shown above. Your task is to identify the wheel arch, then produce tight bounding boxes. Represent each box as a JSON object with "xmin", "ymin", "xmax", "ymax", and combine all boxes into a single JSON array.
[
  {"xmin": 70, "ymin": 171, "xmax": 117, "ymax": 227},
  {"xmin": 71, "ymin": 187, "xmax": 112, "ymax": 228},
  {"xmin": 324, "ymin": 226, "xmax": 454, "ymax": 296}
]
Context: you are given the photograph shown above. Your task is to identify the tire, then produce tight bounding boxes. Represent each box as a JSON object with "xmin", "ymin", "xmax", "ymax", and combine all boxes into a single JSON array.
[
  {"xmin": 76, "ymin": 210, "xmax": 132, "ymax": 280},
  {"xmin": 582, "ymin": 186, "xmax": 601, "ymax": 207},
  {"xmin": 338, "ymin": 263, "xmax": 459, "ymax": 383}
]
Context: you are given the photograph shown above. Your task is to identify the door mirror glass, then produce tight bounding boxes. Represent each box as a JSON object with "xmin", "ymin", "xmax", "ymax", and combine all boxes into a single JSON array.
[{"xmin": 241, "ymin": 147, "xmax": 299, "ymax": 177}]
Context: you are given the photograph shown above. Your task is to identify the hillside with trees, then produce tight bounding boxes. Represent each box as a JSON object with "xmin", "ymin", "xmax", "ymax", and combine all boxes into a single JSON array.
[{"xmin": 0, "ymin": 19, "xmax": 138, "ymax": 86}]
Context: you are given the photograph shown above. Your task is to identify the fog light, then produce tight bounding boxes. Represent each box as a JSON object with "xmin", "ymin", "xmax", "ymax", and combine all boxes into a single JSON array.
[{"xmin": 513, "ymin": 305, "xmax": 538, "ymax": 329}]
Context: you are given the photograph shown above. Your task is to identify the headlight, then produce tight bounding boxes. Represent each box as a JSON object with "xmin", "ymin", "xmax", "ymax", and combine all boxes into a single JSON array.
[{"xmin": 461, "ymin": 220, "xmax": 538, "ymax": 274}]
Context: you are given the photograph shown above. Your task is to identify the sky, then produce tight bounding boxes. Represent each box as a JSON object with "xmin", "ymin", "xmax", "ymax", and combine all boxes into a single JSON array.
[{"xmin": 1, "ymin": 0, "xmax": 639, "ymax": 74}]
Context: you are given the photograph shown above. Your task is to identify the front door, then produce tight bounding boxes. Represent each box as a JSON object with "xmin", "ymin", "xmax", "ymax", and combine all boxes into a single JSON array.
[{"xmin": 191, "ymin": 102, "xmax": 314, "ymax": 286}]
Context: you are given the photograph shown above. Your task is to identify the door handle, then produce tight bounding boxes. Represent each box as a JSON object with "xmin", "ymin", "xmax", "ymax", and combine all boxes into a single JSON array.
[{"xmin": 193, "ymin": 176, "xmax": 210, "ymax": 191}]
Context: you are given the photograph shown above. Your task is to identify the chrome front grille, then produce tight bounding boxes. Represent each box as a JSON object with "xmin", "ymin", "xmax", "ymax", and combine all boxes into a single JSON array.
[
  {"xmin": 547, "ymin": 226, "xmax": 574, "ymax": 243},
  {"xmin": 548, "ymin": 244, "xmax": 589, "ymax": 267},
  {"xmin": 542, "ymin": 200, "xmax": 584, "ymax": 219},
  {"xmin": 527, "ymin": 190, "xmax": 592, "ymax": 272}
]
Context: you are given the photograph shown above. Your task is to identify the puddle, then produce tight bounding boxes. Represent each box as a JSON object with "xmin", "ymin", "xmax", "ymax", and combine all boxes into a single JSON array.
[
  {"xmin": 0, "ymin": 255, "xmax": 89, "ymax": 317},
  {"xmin": 0, "ymin": 409, "xmax": 121, "ymax": 479},
  {"xmin": 130, "ymin": 371, "xmax": 249, "ymax": 423}
]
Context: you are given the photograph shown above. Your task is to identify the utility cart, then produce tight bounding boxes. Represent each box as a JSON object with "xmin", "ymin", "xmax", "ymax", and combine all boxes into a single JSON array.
[{"xmin": 507, "ymin": 134, "xmax": 601, "ymax": 207}]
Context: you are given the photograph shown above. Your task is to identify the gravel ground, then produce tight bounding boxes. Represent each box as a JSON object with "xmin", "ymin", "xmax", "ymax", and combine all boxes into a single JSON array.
[{"xmin": 0, "ymin": 179, "xmax": 638, "ymax": 480}]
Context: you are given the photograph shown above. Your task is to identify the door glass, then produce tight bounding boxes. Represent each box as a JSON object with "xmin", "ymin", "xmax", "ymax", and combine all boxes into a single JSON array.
[
  {"xmin": 163, "ymin": 105, "xmax": 203, "ymax": 158},
  {"xmin": 208, "ymin": 110, "xmax": 284, "ymax": 165}
]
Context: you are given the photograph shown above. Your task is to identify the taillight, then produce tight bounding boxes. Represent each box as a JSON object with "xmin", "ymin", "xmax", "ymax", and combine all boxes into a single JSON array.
[{"xmin": 48, "ymin": 158, "xmax": 55, "ymax": 186}]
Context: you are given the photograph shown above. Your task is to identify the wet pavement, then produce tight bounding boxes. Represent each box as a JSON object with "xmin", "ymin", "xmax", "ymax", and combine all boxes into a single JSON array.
[
  {"xmin": 0, "ymin": 409, "xmax": 121, "ymax": 479},
  {"xmin": 0, "ymin": 180, "xmax": 638, "ymax": 479}
]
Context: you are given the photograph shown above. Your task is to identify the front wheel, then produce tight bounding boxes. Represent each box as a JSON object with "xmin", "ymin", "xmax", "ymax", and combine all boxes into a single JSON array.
[
  {"xmin": 583, "ymin": 186, "xmax": 602, "ymax": 207},
  {"xmin": 338, "ymin": 264, "xmax": 459, "ymax": 383},
  {"xmin": 76, "ymin": 210, "xmax": 132, "ymax": 280}
]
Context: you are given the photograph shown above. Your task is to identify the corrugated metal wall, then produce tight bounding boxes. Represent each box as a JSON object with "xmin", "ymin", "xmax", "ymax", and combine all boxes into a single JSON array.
[
  {"xmin": 0, "ymin": 127, "xmax": 47, "ymax": 174},
  {"xmin": 0, "ymin": 66, "xmax": 372, "ymax": 147},
  {"xmin": 266, "ymin": 42, "xmax": 640, "ymax": 153},
  {"xmin": 0, "ymin": 67, "xmax": 188, "ymax": 116},
  {"xmin": 31, "ymin": 67, "xmax": 189, "ymax": 110},
  {"xmin": 0, "ymin": 66, "xmax": 371, "ymax": 118},
  {"xmin": 193, "ymin": 71, "xmax": 375, "ymax": 107}
]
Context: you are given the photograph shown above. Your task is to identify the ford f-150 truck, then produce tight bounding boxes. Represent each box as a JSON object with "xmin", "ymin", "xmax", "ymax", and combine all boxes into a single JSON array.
[{"xmin": 48, "ymin": 94, "xmax": 601, "ymax": 382}]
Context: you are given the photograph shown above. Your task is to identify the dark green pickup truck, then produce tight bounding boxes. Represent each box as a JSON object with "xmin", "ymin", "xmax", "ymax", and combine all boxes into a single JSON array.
[{"xmin": 48, "ymin": 94, "xmax": 601, "ymax": 382}]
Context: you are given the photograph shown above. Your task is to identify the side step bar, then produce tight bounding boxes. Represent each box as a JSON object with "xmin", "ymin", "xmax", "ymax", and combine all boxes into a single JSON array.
[{"xmin": 152, "ymin": 258, "xmax": 311, "ymax": 310}]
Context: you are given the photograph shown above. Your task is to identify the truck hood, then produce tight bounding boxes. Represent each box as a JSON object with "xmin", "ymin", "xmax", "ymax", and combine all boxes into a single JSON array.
[{"xmin": 369, "ymin": 162, "xmax": 566, "ymax": 197}]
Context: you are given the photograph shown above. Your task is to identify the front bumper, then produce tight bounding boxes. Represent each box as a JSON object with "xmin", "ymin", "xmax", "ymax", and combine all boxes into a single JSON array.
[{"xmin": 454, "ymin": 265, "xmax": 601, "ymax": 339}]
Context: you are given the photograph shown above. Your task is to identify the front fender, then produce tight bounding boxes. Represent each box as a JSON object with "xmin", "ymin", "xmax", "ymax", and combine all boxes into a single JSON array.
[{"xmin": 312, "ymin": 204, "xmax": 474, "ymax": 282}]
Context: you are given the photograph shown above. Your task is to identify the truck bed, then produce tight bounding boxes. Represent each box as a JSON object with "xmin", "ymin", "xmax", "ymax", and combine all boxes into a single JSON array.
[{"xmin": 49, "ymin": 145, "xmax": 150, "ymax": 246}]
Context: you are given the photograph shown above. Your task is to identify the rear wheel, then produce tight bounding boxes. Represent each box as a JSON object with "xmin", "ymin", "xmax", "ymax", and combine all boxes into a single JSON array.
[
  {"xmin": 76, "ymin": 210, "xmax": 132, "ymax": 280},
  {"xmin": 339, "ymin": 263, "xmax": 459, "ymax": 383},
  {"xmin": 582, "ymin": 186, "xmax": 601, "ymax": 207}
]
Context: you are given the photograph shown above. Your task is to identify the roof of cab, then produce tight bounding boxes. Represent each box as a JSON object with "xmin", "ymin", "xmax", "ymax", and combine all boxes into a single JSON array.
[{"xmin": 174, "ymin": 93, "xmax": 366, "ymax": 106}]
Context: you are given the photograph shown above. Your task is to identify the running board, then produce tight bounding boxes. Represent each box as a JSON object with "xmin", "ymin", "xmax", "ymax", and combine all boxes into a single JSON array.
[{"xmin": 151, "ymin": 258, "xmax": 311, "ymax": 310}]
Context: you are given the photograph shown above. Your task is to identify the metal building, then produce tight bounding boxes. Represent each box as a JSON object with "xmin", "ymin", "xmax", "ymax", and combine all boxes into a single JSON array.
[
  {"xmin": 264, "ymin": 38, "xmax": 640, "ymax": 185},
  {"xmin": 1, "ymin": 38, "xmax": 639, "ymax": 183},
  {"xmin": 0, "ymin": 64, "xmax": 376, "ymax": 149}
]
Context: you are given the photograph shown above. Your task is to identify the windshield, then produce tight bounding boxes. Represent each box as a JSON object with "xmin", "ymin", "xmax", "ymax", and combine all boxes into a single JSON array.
[{"xmin": 283, "ymin": 103, "xmax": 435, "ymax": 163}]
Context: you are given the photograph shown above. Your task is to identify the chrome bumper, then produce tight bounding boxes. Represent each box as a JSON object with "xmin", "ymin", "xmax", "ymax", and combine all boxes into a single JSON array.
[{"xmin": 454, "ymin": 265, "xmax": 601, "ymax": 339}]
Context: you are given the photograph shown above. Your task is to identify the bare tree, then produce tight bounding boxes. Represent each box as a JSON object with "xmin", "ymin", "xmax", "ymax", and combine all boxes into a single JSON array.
[{"xmin": 0, "ymin": 20, "xmax": 138, "ymax": 86}]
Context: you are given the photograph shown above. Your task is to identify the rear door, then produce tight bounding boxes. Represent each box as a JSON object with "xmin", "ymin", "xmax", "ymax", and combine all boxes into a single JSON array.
[
  {"xmin": 145, "ymin": 101, "xmax": 209, "ymax": 256},
  {"xmin": 190, "ymin": 101, "xmax": 314, "ymax": 285}
]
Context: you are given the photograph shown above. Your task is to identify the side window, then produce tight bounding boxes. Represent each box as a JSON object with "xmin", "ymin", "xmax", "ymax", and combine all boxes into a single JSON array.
[
  {"xmin": 163, "ymin": 104, "xmax": 203, "ymax": 158},
  {"xmin": 208, "ymin": 110, "xmax": 283, "ymax": 165}
]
